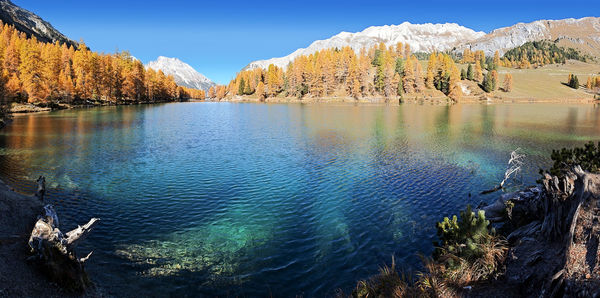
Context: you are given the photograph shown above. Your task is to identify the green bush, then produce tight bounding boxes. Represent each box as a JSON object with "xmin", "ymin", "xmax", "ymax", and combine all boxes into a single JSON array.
[
  {"xmin": 541, "ymin": 141, "xmax": 600, "ymax": 178},
  {"xmin": 435, "ymin": 205, "xmax": 490, "ymax": 266}
]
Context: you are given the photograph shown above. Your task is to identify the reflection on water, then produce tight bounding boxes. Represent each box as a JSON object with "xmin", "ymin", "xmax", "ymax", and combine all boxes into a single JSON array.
[{"xmin": 1, "ymin": 102, "xmax": 599, "ymax": 296}]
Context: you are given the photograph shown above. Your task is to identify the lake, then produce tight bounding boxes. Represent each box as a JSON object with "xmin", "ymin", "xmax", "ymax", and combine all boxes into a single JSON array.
[{"xmin": 1, "ymin": 102, "xmax": 599, "ymax": 296}]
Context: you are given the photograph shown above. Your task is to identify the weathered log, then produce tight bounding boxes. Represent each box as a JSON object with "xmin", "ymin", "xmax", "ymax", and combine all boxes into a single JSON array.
[{"xmin": 28, "ymin": 200, "xmax": 99, "ymax": 291}]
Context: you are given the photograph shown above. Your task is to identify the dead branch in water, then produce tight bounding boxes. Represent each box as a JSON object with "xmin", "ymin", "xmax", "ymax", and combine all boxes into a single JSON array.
[{"xmin": 482, "ymin": 148, "xmax": 525, "ymax": 194}]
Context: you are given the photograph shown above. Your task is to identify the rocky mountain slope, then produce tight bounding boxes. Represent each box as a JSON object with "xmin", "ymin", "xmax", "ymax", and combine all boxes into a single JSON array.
[
  {"xmin": 246, "ymin": 17, "xmax": 600, "ymax": 70},
  {"xmin": 458, "ymin": 17, "xmax": 600, "ymax": 56},
  {"xmin": 0, "ymin": 0, "xmax": 76, "ymax": 47},
  {"xmin": 146, "ymin": 56, "xmax": 215, "ymax": 91}
]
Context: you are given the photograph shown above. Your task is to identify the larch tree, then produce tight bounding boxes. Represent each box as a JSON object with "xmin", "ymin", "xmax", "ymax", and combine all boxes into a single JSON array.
[
  {"xmin": 474, "ymin": 62, "xmax": 483, "ymax": 82},
  {"xmin": 448, "ymin": 64, "xmax": 463, "ymax": 101},
  {"xmin": 208, "ymin": 86, "xmax": 216, "ymax": 98},
  {"xmin": 19, "ymin": 39, "xmax": 46, "ymax": 102},
  {"xmin": 502, "ymin": 74, "xmax": 513, "ymax": 92},
  {"xmin": 256, "ymin": 81, "xmax": 266, "ymax": 101},
  {"xmin": 425, "ymin": 53, "xmax": 437, "ymax": 89},
  {"xmin": 403, "ymin": 57, "xmax": 415, "ymax": 94},
  {"xmin": 404, "ymin": 43, "xmax": 411, "ymax": 60},
  {"xmin": 414, "ymin": 56, "xmax": 424, "ymax": 93}
]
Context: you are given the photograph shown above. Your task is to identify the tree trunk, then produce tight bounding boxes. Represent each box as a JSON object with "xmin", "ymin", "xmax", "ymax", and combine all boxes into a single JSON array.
[{"xmin": 27, "ymin": 177, "xmax": 99, "ymax": 291}]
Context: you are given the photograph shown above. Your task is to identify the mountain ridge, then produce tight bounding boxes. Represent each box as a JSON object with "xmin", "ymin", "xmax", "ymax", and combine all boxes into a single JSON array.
[
  {"xmin": 0, "ymin": 0, "xmax": 76, "ymax": 47},
  {"xmin": 245, "ymin": 17, "xmax": 600, "ymax": 70}
]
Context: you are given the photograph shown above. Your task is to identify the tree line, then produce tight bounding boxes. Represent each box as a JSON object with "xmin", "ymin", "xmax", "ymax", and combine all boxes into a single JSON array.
[
  {"xmin": 224, "ymin": 42, "xmax": 520, "ymax": 101},
  {"xmin": 226, "ymin": 43, "xmax": 472, "ymax": 101},
  {"xmin": 0, "ymin": 21, "xmax": 205, "ymax": 105}
]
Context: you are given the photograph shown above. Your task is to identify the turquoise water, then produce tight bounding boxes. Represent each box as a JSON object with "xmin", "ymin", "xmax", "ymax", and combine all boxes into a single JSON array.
[{"xmin": 1, "ymin": 102, "xmax": 599, "ymax": 296}]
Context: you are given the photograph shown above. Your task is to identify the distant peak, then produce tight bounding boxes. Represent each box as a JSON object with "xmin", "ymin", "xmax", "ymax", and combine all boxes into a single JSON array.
[{"xmin": 145, "ymin": 56, "xmax": 215, "ymax": 91}]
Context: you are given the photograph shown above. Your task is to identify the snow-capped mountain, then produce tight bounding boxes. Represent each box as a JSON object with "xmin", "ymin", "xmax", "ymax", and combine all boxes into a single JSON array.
[
  {"xmin": 244, "ymin": 22, "xmax": 486, "ymax": 69},
  {"xmin": 0, "ymin": 0, "xmax": 76, "ymax": 47},
  {"xmin": 146, "ymin": 57, "xmax": 215, "ymax": 91},
  {"xmin": 245, "ymin": 17, "xmax": 600, "ymax": 70}
]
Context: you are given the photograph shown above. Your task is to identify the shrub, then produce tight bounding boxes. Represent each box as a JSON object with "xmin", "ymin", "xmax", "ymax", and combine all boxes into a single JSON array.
[{"xmin": 541, "ymin": 141, "xmax": 600, "ymax": 178}]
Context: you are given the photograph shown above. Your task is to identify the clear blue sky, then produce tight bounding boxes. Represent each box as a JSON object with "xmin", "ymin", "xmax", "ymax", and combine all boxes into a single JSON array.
[{"xmin": 13, "ymin": 0, "xmax": 600, "ymax": 84}]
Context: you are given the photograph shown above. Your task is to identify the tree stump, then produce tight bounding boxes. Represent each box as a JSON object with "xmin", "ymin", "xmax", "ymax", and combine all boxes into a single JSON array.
[{"xmin": 27, "ymin": 179, "xmax": 99, "ymax": 291}]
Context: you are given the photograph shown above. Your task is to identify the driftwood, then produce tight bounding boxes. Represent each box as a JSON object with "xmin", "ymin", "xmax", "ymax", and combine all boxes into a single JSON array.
[
  {"xmin": 27, "ymin": 176, "xmax": 99, "ymax": 291},
  {"xmin": 481, "ymin": 149, "xmax": 525, "ymax": 194}
]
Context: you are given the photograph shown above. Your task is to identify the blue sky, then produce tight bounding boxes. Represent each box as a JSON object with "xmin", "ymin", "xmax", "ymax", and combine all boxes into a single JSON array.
[{"xmin": 13, "ymin": 0, "xmax": 600, "ymax": 84}]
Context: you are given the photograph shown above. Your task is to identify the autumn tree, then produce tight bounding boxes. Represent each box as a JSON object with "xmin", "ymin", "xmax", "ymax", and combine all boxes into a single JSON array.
[
  {"xmin": 414, "ymin": 56, "xmax": 424, "ymax": 93},
  {"xmin": 403, "ymin": 57, "xmax": 415, "ymax": 94},
  {"xmin": 448, "ymin": 64, "xmax": 463, "ymax": 101},
  {"xmin": 19, "ymin": 39, "xmax": 46, "ymax": 102},
  {"xmin": 474, "ymin": 62, "xmax": 483, "ymax": 82},
  {"xmin": 256, "ymin": 81, "xmax": 265, "ymax": 101},
  {"xmin": 503, "ymin": 74, "xmax": 513, "ymax": 92}
]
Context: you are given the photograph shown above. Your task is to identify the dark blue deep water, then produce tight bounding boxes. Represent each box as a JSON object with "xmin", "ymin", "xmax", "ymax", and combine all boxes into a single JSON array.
[{"xmin": 1, "ymin": 102, "xmax": 600, "ymax": 296}]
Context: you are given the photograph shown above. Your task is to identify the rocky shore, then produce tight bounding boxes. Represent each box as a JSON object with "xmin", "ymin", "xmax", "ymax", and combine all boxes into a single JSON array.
[
  {"xmin": 352, "ymin": 154, "xmax": 600, "ymax": 297},
  {"xmin": 471, "ymin": 167, "xmax": 600, "ymax": 297}
]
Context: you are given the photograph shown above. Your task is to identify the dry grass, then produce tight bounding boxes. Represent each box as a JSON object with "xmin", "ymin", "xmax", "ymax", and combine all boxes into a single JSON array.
[{"xmin": 350, "ymin": 235, "xmax": 508, "ymax": 298}]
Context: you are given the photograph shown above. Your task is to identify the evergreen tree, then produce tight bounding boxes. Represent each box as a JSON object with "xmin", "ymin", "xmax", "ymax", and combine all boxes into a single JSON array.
[
  {"xmin": 482, "ymin": 72, "xmax": 494, "ymax": 93},
  {"xmin": 238, "ymin": 77, "xmax": 245, "ymax": 95},
  {"xmin": 568, "ymin": 74, "xmax": 579, "ymax": 89},
  {"xmin": 466, "ymin": 64, "xmax": 474, "ymax": 81}
]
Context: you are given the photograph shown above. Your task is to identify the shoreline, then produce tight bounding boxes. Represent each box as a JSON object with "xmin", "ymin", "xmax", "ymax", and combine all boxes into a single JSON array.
[
  {"xmin": 213, "ymin": 94, "xmax": 599, "ymax": 105},
  {"xmin": 5, "ymin": 95, "xmax": 599, "ymax": 116}
]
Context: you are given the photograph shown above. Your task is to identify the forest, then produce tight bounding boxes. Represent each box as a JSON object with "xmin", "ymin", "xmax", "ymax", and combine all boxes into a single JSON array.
[
  {"xmin": 223, "ymin": 43, "xmax": 517, "ymax": 101},
  {"xmin": 0, "ymin": 21, "xmax": 205, "ymax": 105},
  {"xmin": 499, "ymin": 40, "xmax": 592, "ymax": 68}
]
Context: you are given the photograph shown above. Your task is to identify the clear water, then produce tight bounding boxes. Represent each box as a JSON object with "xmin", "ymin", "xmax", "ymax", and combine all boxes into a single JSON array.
[{"xmin": 1, "ymin": 102, "xmax": 599, "ymax": 296}]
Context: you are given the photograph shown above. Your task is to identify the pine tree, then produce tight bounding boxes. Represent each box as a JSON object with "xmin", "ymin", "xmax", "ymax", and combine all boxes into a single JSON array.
[
  {"xmin": 467, "ymin": 64, "xmax": 474, "ymax": 81},
  {"xmin": 568, "ymin": 74, "xmax": 579, "ymax": 89},
  {"xmin": 482, "ymin": 72, "xmax": 494, "ymax": 93},
  {"xmin": 460, "ymin": 69, "xmax": 466, "ymax": 80},
  {"xmin": 238, "ymin": 77, "xmax": 246, "ymax": 95}
]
